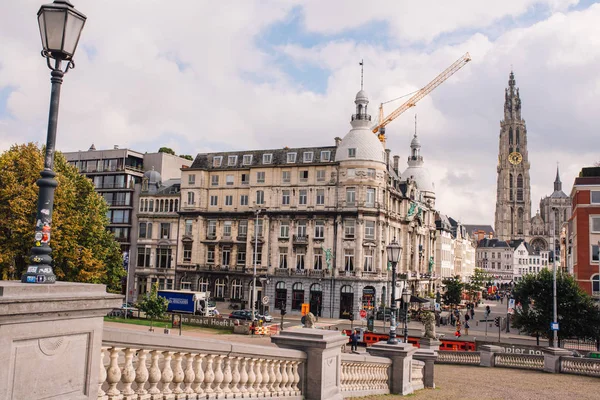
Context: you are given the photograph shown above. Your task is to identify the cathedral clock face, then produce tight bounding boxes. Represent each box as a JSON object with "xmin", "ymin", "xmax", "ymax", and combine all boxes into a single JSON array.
[{"xmin": 508, "ymin": 152, "xmax": 523, "ymax": 165}]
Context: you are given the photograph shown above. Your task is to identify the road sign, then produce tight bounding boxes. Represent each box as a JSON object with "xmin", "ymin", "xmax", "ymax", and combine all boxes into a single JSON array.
[
  {"xmin": 262, "ymin": 296, "xmax": 269, "ymax": 305},
  {"xmin": 551, "ymin": 322, "xmax": 559, "ymax": 331},
  {"xmin": 359, "ymin": 309, "xmax": 367, "ymax": 318}
]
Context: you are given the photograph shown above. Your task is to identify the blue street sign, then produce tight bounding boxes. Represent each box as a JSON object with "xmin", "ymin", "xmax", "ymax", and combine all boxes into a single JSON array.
[{"xmin": 551, "ymin": 322, "xmax": 559, "ymax": 331}]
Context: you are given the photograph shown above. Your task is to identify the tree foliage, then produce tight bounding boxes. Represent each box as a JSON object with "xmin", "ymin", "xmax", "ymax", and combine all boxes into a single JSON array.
[
  {"xmin": 137, "ymin": 283, "xmax": 169, "ymax": 328},
  {"xmin": 179, "ymin": 154, "xmax": 193, "ymax": 161},
  {"xmin": 442, "ymin": 276, "xmax": 464, "ymax": 307},
  {"xmin": 158, "ymin": 147, "xmax": 175, "ymax": 155},
  {"xmin": 0, "ymin": 143, "xmax": 125, "ymax": 291},
  {"xmin": 512, "ymin": 269, "xmax": 600, "ymax": 342},
  {"xmin": 466, "ymin": 268, "xmax": 488, "ymax": 301}
]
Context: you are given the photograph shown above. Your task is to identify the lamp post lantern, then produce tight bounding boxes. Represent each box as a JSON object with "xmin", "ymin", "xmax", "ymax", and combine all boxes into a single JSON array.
[
  {"xmin": 21, "ymin": 0, "xmax": 86, "ymax": 284},
  {"xmin": 402, "ymin": 286, "xmax": 412, "ymax": 343},
  {"xmin": 386, "ymin": 238, "xmax": 402, "ymax": 344}
]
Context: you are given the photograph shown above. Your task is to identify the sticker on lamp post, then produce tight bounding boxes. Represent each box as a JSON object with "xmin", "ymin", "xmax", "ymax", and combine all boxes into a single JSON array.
[{"xmin": 551, "ymin": 322, "xmax": 559, "ymax": 331}]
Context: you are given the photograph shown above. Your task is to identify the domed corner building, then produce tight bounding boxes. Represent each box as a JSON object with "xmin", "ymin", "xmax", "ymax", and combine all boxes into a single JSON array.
[{"xmin": 172, "ymin": 85, "xmax": 439, "ymax": 321}]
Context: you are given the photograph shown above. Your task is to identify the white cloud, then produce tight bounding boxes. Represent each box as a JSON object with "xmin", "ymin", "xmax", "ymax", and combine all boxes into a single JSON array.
[{"xmin": 1, "ymin": 0, "xmax": 598, "ymax": 227}]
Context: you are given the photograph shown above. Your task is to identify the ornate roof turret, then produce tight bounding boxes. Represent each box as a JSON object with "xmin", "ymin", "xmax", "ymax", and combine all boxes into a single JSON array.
[
  {"xmin": 504, "ymin": 71, "xmax": 522, "ymax": 120},
  {"xmin": 554, "ymin": 165, "xmax": 562, "ymax": 192}
]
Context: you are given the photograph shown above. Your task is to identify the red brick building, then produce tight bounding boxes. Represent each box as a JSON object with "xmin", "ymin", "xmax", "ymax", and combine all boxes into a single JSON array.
[{"xmin": 567, "ymin": 167, "xmax": 600, "ymax": 300}]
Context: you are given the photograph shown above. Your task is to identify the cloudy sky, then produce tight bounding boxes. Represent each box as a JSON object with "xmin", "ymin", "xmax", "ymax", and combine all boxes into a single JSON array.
[{"xmin": 1, "ymin": 0, "xmax": 599, "ymax": 226}]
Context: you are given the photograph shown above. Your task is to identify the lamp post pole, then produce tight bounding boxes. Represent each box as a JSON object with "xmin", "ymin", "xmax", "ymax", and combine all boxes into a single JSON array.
[
  {"xmin": 251, "ymin": 209, "xmax": 261, "ymax": 322},
  {"xmin": 386, "ymin": 239, "xmax": 402, "ymax": 345},
  {"xmin": 403, "ymin": 290, "xmax": 410, "ymax": 343},
  {"xmin": 552, "ymin": 208, "xmax": 558, "ymax": 347},
  {"xmin": 21, "ymin": 0, "xmax": 86, "ymax": 284}
]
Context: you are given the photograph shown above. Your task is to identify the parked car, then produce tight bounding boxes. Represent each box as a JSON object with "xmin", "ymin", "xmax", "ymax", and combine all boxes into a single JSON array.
[
  {"xmin": 259, "ymin": 312, "xmax": 273, "ymax": 322},
  {"xmin": 228, "ymin": 310, "xmax": 253, "ymax": 320}
]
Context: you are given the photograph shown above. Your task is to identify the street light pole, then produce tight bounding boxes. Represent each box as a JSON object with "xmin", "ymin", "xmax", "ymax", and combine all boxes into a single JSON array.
[
  {"xmin": 552, "ymin": 207, "xmax": 558, "ymax": 347},
  {"xmin": 251, "ymin": 209, "xmax": 261, "ymax": 322},
  {"xmin": 402, "ymin": 287, "xmax": 411, "ymax": 343},
  {"xmin": 21, "ymin": 0, "xmax": 86, "ymax": 284},
  {"xmin": 386, "ymin": 238, "xmax": 402, "ymax": 345}
]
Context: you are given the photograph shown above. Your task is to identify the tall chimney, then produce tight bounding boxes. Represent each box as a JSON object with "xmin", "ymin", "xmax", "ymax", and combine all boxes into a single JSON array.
[
  {"xmin": 334, "ymin": 137, "xmax": 342, "ymax": 147},
  {"xmin": 385, "ymin": 149, "xmax": 391, "ymax": 170},
  {"xmin": 393, "ymin": 155, "xmax": 400, "ymax": 174}
]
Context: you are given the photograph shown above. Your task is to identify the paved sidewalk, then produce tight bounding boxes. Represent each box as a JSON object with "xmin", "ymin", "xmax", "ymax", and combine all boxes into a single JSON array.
[{"xmin": 354, "ymin": 364, "xmax": 600, "ymax": 400}]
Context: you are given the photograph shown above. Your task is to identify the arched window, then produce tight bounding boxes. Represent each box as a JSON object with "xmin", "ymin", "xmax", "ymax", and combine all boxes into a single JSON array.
[
  {"xmin": 517, "ymin": 174, "xmax": 523, "ymax": 201},
  {"xmin": 509, "ymin": 174, "xmax": 514, "ymax": 201},
  {"xmin": 158, "ymin": 200, "xmax": 163, "ymax": 212},
  {"xmin": 139, "ymin": 199, "xmax": 144, "ymax": 212},
  {"xmin": 341, "ymin": 285, "xmax": 353, "ymax": 293},
  {"xmin": 310, "ymin": 283, "xmax": 322, "ymax": 292},
  {"xmin": 214, "ymin": 278, "xmax": 226, "ymax": 299},
  {"xmin": 174, "ymin": 199, "xmax": 179, "ymax": 212},
  {"xmin": 292, "ymin": 283, "xmax": 304, "ymax": 310},
  {"xmin": 231, "ymin": 279, "xmax": 242, "ymax": 300},
  {"xmin": 198, "ymin": 277, "xmax": 209, "ymax": 293},
  {"xmin": 170, "ymin": 199, "xmax": 174, "ymax": 212},
  {"xmin": 149, "ymin": 199, "xmax": 154, "ymax": 212},
  {"xmin": 275, "ymin": 281, "xmax": 287, "ymax": 309},
  {"xmin": 517, "ymin": 208, "xmax": 524, "ymax": 234},
  {"xmin": 592, "ymin": 274, "xmax": 599, "ymax": 296},
  {"xmin": 509, "ymin": 128, "xmax": 513, "ymax": 145}
]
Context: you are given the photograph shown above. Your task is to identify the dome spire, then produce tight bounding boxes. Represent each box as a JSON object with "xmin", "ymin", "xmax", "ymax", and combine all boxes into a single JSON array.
[{"xmin": 359, "ymin": 59, "xmax": 364, "ymax": 90}]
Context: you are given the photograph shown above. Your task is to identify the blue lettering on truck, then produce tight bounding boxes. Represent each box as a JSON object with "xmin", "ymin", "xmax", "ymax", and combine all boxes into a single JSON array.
[{"xmin": 158, "ymin": 291, "xmax": 196, "ymax": 313}]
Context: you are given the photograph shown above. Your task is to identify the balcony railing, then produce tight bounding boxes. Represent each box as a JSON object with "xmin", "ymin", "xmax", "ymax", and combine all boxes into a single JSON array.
[
  {"xmin": 293, "ymin": 234, "xmax": 309, "ymax": 244},
  {"xmin": 236, "ymin": 234, "xmax": 247, "ymax": 241}
]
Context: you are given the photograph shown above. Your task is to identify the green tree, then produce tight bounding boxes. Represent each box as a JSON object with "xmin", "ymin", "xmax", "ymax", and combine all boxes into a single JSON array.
[
  {"xmin": 137, "ymin": 283, "xmax": 169, "ymax": 329},
  {"xmin": 466, "ymin": 268, "xmax": 489, "ymax": 302},
  {"xmin": 512, "ymin": 269, "xmax": 600, "ymax": 345},
  {"xmin": 0, "ymin": 143, "xmax": 125, "ymax": 291},
  {"xmin": 179, "ymin": 154, "xmax": 193, "ymax": 161},
  {"xmin": 158, "ymin": 147, "xmax": 175, "ymax": 155},
  {"xmin": 442, "ymin": 276, "xmax": 464, "ymax": 307}
]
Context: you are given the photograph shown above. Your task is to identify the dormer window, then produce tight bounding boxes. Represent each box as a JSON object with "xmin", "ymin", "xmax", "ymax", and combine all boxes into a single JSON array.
[
  {"xmin": 263, "ymin": 154, "xmax": 272, "ymax": 164},
  {"xmin": 213, "ymin": 156, "xmax": 223, "ymax": 167},
  {"xmin": 321, "ymin": 151, "xmax": 331, "ymax": 161},
  {"xmin": 287, "ymin": 152, "xmax": 297, "ymax": 163},
  {"xmin": 303, "ymin": 152, "xmax": 313, "ymax": 163},
  {"xmin": 348, "ymin": 148, "xmax": 356, "ymax": 158},
  {"xmin": 243, "ymin": 154, "xmax": 253, "ymax": 165},
  {"xmin": 228, "ymin": 155, "xmax": 238, "ymax": 166}
]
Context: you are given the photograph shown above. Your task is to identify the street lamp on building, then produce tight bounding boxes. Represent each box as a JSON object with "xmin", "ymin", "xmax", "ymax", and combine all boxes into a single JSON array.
[
  {"xmin": 22, "ymin": 1, "xmax": 86, "ymax": 284},
  {"xmin": 386, "ymin": 238, "xmax": 402, "ymax": 344},
  {"xmin": 402, "ymin": 286, "xmax": 412, "ymax": 343}
]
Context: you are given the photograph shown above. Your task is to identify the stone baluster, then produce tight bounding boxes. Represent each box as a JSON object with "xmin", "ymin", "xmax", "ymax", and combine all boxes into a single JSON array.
[
  {"xmin": 213, "ymin": 355, "xmax": 225, "ymax": 396},
  {"xmin": 347, "ymin": 363, "xmax": 355, "ymax": 391},
  {"xmin": 106, "ymin": 347, "xmax": 122, "ymax": 397},
  {"xmin": 148, "ymin": 350, "xmax": 162, "ymax": 398},
  {"xmin": 279, "ymin": 360, "xmax": 289, "ymax": 396},
  {"xmin": 183, "ymin": 353, "xmax": 196, "ymax": 397},
  {"xmin": 273, "ymin": 359, "xmax": 282, "ymax": 396},
  {"xmin": 222, "ymin": 356, "xmax": 233, "ymax": 396},
  {"xmin": 134, "ymin": 349, "xmax": 149, "ymax": 398},
  {"xmin": 239, "ymin": 358, "xmax": 249, "ymax": 396},
  {"xmin": 172, "ymin": 352, "xmax": 184, "ymax": 396},
  {"xmin": 121, "ymin": 348, "xmax": 137, "ymax": 399},
  {"xmin": 291, "ymin": 360, "xmax": 301, "ymax": 395},
  {"xmin": 285, "ymin": 360, "xmax": 294, "ymax": 395},
  {"xmin": 231, "ymin": 357, "xmax": 241, "ymax": 395},
  {"xmin": 353, "ymin": 362, "xmax": 361, "ymax": 391},
  {"xmin": 98, "ymin": 347, "xmax": 107, "ymax": 399},
  {"xmin": 192, "ymin": 354, "xmax": 205, "ymax": 396},
  {"xmin": 339, "ymin": 363, "xmax": 346, "ymax": 390},
  {"xmin": 246, "ymin": 358, "xmax": 256, "ymax": 397},
  {"xmin": 204, "ymin": 354, "xmax": 216, "ymax": 395},
  {"xmin": 366, "ymin": 363, "xmax": 373, "ymax": 389},
  {"xmin": 161, "ymin": 351, "xmax": 174, "ymax": 398},
  {"xmin": 375, "ymin": 365, "xmax": 382, "ymax": 389},
  {"xmin": 260, "ymin": 358, "xmax": 270, "ymax": 395},
  {"xmin": 253, "ymin": 359, "xmax": 263, "ymax": 396}
]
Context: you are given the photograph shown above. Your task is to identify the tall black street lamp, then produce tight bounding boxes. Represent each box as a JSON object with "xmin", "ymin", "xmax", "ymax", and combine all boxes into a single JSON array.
[
  {"xmin": 21, "ymin": 1, "xmax": 86, "ymax": 284},
  {"xmin": 402, "ymin": 287, "xmax": 412, "ymax": 343},
  {"xmin": 386, "ymin": 238, "xmax": 402, "ymax": 344}
]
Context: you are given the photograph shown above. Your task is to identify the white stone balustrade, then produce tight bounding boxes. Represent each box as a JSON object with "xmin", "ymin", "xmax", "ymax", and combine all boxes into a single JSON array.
[
  {"xmin": 494, "ymin": 353, "xmax": 544, "ymax": 370},
  {"xmin": 340, "ymin": 354, "xmax": 391, "ymax": 397},
  {"xmin": 560, "ymin": 356, "xmax": 600, "ymax": 377},
  {"xmin": 410, "ymin": 360, "xmax": 425, "ymax": 391},
  {"xmin": 436, "ymin": 350, "xmax": 481, "ymax": 365},
  {"xmin": 99, "ymin": 328, "xmax": 305, "ymax": 400}
]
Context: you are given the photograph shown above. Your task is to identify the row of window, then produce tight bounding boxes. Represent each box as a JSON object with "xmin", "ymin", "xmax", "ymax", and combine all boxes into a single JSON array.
[
  {"xmin": 137, "ymin": 247, "xmax": 172, "ymax": 268},
  {"xmin": 139, "ymin": 198, "xmax": 179, "ymax": 213},
  {"xmin": 139, "ymin": 222, "xmax": 173, "ymax": 239},
  {"xmin": 92, "ymin": 174, "xmax": 135, "ymax": 189},
  {"xmin": 211, "ymin": 151, "xmax": 332, "ymax": 168},
  {"xmin": 106, "ymin": 209, "xmax": 131, "ymax": 224}
]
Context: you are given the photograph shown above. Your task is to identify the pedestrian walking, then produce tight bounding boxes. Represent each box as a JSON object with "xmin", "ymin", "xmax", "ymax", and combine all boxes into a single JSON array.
[
  {"xmin": 464, "ymin": 312, "xmax": 470, "ymax": 336},
  {"xmin": 350, "ymin": 329, "xmax": 359, "ymax": 353},
  {"xmin": 455, "ymin": 320, "xmax": 462, "ymax": 338},
  {"xmin": 470, "ymin": 306, "xmax": 475, "ymax": 320}
]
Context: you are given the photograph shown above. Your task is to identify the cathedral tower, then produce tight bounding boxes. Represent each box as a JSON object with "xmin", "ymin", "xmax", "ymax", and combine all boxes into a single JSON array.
[{"xmin": 494, "ymin": 72, "xmax": 532, "ymax": 241}]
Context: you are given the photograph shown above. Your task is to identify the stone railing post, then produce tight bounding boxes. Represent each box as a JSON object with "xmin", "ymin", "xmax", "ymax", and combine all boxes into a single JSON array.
[
  {"xmin": 271, "ymin": 329, "xmax": 347, "ymax": 400},
  {"xmin": 413, "ymin": 349, "xmax": 437, "ymax": 389},
  {"xmin": 367, "ymin": 343, "xmax": 417, "ymax": 395},
  {"xmin": 0, "ymin": 281, "xmax": 121, "ymax": 400},
  {"xmin": 543, "ymin": 347, "xmax": 572, "ymax": 373},
  {"xmin": 479, "ymin": 345, "xmax": 502, "ymax": 367},
  {"xmin": 419, "ymin": 338, "xmax": 441, "ymax": 351}
]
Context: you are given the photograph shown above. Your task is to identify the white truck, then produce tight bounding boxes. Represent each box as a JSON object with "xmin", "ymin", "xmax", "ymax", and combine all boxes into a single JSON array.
[{"xmin": 158, "ymin": 290, "xmax": 216, "ymax": 317}]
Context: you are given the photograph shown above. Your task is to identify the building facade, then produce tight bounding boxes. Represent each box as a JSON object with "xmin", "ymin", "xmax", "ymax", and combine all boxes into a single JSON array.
[
  {"xmin": 475, "ymin": 238, "xmax": 514, "ymax": 283},
  {"xmin": 172, "ymin": 89, "xmax": 438, "ymax": 318},
  {"xmin": 567, "ymin": 167, "xmax": 600, "ymax": 300},
  {"xmin": 494, "ymin": 72, "xmax": 532, "ymax": 241}
]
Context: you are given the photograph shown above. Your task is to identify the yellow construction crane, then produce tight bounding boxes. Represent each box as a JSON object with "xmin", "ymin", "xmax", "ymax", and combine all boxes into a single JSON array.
[{"xmin": 374, "ymin": 52, "xmax": 472, "ymax": 142}]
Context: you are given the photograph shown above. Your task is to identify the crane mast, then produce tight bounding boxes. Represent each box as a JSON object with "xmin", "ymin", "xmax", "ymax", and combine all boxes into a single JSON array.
[{"xmin": 373, "ymin": 52, "xmax": 471, "ymax": 141}]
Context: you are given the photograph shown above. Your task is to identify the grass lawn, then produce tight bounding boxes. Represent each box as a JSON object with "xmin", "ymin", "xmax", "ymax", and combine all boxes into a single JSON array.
[{"xmin": 104, "ymin": 316, "xmax": 233, "ymax": 334}]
